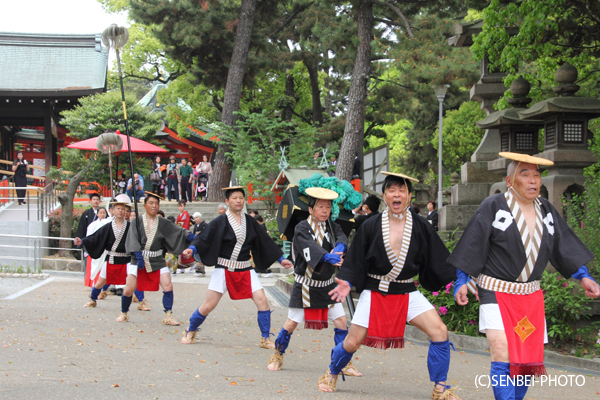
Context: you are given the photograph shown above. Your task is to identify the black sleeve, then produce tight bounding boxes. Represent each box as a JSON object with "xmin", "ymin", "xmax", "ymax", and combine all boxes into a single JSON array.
[
  {"xmin": 418, "ymin": 222, "xmax": 455, "ymax": 292},
  {"xmin": 249, "ymin": 216, "xmax": 283, "ymax": 268},
  {"xmin": 81, "ymin": 223, "xmax": 112, "ymax": 259},
  {"xmin": 337, "ymin": 222, "xmax": 370, "ymax": 292},
  {"xmin": 75, "ymin": 209, "xmax": 90, "ymax": 240},
  {"xmin": 191, "ymin": 217, "xmax": 223, "ymax": 265},
  {"xmin": 447, "ymin": 208, "xmax": 492, "ymax": 278}
]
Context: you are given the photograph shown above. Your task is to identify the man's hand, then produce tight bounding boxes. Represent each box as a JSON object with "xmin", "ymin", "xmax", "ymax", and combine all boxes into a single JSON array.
[
  {"xmin": 329, "ymin": 278, "xmax": 351, "ymax": 303},
  {"xmin": 581, "ymin": 277, "xmax": 600, "ymax": 298},
  {"xmin": 182, "ymin": 248, "xmax": 193, "ymax": 258},
  {"xmin": 332, "ymin": 251, "xmax": 344, "ymax": 267},
  {"xmin": 280, "ymin": 259, "xmax": 293, "ymax": 269},
  {"xmin": 455, "ymin": 285, "xmax": 469, "ymax": 306},
  {"xmin": 74, "ymin": 237, "xmax": 82, "ymax": 246}
]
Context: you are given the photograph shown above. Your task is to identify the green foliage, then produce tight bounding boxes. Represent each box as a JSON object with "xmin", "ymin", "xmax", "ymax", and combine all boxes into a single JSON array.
[
  {"xmin": 265, "ymin": 214, "xmax": 283, "ymax": 247},
  {"xmin": 364, "ymin": 119, "xmax": 411, "ymax": 173},
  {"xmin": 542, "ymin": 271, "xmax": 592, "ymax": 343},
  {"xmin": 431, "ymin": 101, "xmax": 486, "ymax": 174},
  {"xmin": 219, "ymin": 110, "xmax": 318, "ymax": 211},
  {"xmin": 419, "ymin": 283, "xmax": 482, "ymax": 337}
]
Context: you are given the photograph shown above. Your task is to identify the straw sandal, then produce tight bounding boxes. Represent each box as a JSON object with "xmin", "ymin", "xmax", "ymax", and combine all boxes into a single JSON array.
[
  {"xmin": 317, "ymin": 369, "xmax": 338, "ymax": 392},
  {"xmin": 260, "ymin": 337, "xmax": 275, "ymax": 349},
  {"xmin": 115, "ymin": 312, "xmax": 129, "ymax": 322},
  {"xmin": 267, "ymin": 352, "xmax": 284, "ymax": 371},
  {"xmin": 162, "ymin": 311, "xmax": 181, "ymax": 326}
]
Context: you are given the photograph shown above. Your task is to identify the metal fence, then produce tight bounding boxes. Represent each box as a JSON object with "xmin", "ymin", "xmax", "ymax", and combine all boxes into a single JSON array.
[
  {"xmin": 0, "ymin": 181, "xmax": 61, "ymax": 221},
  {"xmin": 0, "ymin": 233, "xmax": 84, "ymax": 271}
]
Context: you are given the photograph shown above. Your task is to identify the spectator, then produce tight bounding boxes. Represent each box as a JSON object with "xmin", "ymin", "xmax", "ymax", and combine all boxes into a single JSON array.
[
  {"xmin": 176, "ymin": 200, "xmax": 190, "ymax": 230},
  {"xmin": 195, "ymin": 154, "xmax": 212, "ymax": 202},
  {"xmin": 353, "ymin": 195, "xmax": 381, "ymax": 231},
  {"xmin": 126, "ymin": 173, "xmax": 144, "ymax": 202},
  {"xmin": 166, "ymin": 155, "xmax": 180, "ymax": 202},
  {"xmin": 425, "ymin": 200, "xmax": 438, "ymax": 231},
  {"xmin": 11, "ymin": 151, "xmax": 29, "ymax": 205},
  {"xmin": 217, "ymin": 203, "xmax": 227, "ymax": 215},
  {"xmin": 249, "ymin": 209, "xmax": 259, "ymax": 218},
  {"xmin": 192, "ymin": 212, "xmax": 208, "ymax": 276},
  {"xmin": 75, "ymin": 192, "xmax": 101, "ymax": 240},
  {"xmin": 179, "ymin": 158, "xmax": 193, "ymax": 202},
  {"xmin": 150, "ymin": 155, "xmax": 164, "ymax": 196},
  {"xmin": 412, "ymin": 205, "xmax": 421, "ymax": 216},
  {"xmin": 117, "ymin": 173, "xmax": 127, "ymax": 195}
]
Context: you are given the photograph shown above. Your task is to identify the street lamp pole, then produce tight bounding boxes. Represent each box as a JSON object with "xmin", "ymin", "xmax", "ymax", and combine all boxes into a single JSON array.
[{"xmin": 433, "ymin": 85, "xmax": 449, "ymax": 212}]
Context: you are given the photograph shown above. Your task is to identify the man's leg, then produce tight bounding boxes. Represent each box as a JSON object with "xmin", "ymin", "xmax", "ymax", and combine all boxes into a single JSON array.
[
  {"xmin": 487, "ymin": 329, "xmax": 515, "ymax": 400},
  {"xmin": 181, "ymin": 289, "xmax": 224, "ymax": 344},
  {"xmin": 332, "ymin": 314, "xmax": 362, "ymax": 377},
  {"xmin": 318, "ymin": 324, "xmax": 368, "ymax": 392},
  {"xmin": 267, "ymin": 318, "xmax": 298, "ymax": 371},
  {"xmin": 85, "ymin": 276, "xmax": 107, "ymax": 308},
  {"xmin": 409, "ymin": 307, "xmax": 460, "ymax": 399},
  {"xmin": 252, "ymin": 288, "xmax": 275, "ymax": 349},
  {"xmin": 159, "ymin": 270, "xmax": 179, "ymax": 325},
  {"xmin": 116, "ymin": 272, "xmax": 137, "ymax": 322},
  {"xmin": 127, "ymin": 189, "xmax": 133, "ymax": 202}
]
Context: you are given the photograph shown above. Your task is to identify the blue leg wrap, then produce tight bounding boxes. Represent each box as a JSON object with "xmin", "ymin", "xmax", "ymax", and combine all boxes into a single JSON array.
[
  {"xmin": 427, "ymin": 340, "xmax": 454, "ymax": 384},
  {"xmin": 134, "ymin": 289, "xmax": 144, "ymax": 302},
  {"xmin": 162, "ymin": 290, "xmax": 174, "ymax": 312},
  {"xmin": 329, "ymin": 342, "xmax": 354, "ymax": 376},
  {"xmin": 90, "ymin": 287, "xmax": 101, "ymax": 301},
  {"xmin": 274, "ymin": 328, "xmax": 292, "ymax": 354},
  {"xmin": 188, "ymin": 309, "xmax": 206, "ymax": 332},
  {"xmin": 333, "ymin": 328, "xmax": 348, "ymax": 346},
  {"xmin": 491, "ymin": 361, "xmax": 515, "ymax": 400},
  {"xmin": 121, "ymin": 295, "xmax": 132, "ymax": 313},
  {"xmin": 257, "ymin": 310, "xmax": 271, "ymax": 338},
  {"xmin": 514, "ymin": 375, "xmax": 530, "ymax": 400},
  {"xmin": 102, "ymin": 284, "xmax": 109, "ymax": 291}
]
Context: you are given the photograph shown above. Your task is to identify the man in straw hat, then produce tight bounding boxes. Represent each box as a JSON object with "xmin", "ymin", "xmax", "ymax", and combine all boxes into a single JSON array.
[
  {"xmin": 180, "ymin": 186, "xmax": 293, "ymax": 349},
  {"xmin": 317, "ymin": 172, "xmax": 461, "ymax": 399},
  {"xmin": 75, "ymin": 194, "xmax": 132, "ymax": 309},
  {"xmin": 450, "ymin": 152, "xmax": 599, "ymax": 400},
  {"xmin": 266, "ymin": 187, "xmax": 361, "ymax": 377},
  {"xmin": 122, "ymin": 192, "xmax": 195, "ymax": 325}
]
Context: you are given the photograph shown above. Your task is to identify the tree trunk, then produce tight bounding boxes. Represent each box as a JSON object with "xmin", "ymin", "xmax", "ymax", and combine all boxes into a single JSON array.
[
  {"xmin": 303, "ymin": 57, "xmax": 324, "ymax": 126},
  {"xmin": 208, "ymin": 0, "xmax": 258, "ymax": 201},
  {"xmin": 58, "ymin": 169, "xmax": 87, "ymax": 258},
  {"xmin": 283, "ymin": 72, "xmax": 295, "ymax": 122},
  {"xmin": 336, "ymin": 0, "xmax": 373, "ymax": 182}
]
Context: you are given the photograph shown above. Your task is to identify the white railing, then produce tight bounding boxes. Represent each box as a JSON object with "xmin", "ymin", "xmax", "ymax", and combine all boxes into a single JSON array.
[{"xmin": 0, "ymin": 233, "xmax": 84, "ymax": 272}]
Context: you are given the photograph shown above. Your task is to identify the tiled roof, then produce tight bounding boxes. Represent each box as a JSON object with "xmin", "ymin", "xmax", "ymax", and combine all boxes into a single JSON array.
[{"xmin": 0, "ymin": 32, "xmax": 108, "ymax": 92}]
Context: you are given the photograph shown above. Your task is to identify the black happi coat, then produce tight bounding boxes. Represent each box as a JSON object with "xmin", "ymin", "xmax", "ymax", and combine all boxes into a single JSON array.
[
  {"xmin": 191, "ymin": 213, "xmax": 282, "ymax": 271},
  {"xmin": 126, "ymin": 216, "xmax": 190, "ymax": 271},
  {"xmin": 448, "ymin": 193, "xmax": 594, "ymax": 304},
  {"xmin": 341, "ymin": 209, "xmax": 456, "ymax": 294},
  {"xmin": 82, "ymin": 220, "xmax": 130, "ymax": 264},
  {"xmin": 288, "ymin": 220, "xmax": 347, "ymax": 309},
  {"xmin": 76, "ymin": 208, "xmax": 98, "ymax": 240}
]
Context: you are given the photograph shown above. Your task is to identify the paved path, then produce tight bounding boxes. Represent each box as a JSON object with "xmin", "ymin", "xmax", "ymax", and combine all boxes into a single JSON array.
[{"xmin": 1, "ymin": 274, "xmax": 599, "ymax": 399}]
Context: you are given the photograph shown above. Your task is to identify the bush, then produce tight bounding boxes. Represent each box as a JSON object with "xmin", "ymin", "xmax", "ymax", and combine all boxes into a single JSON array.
[
  {"xmin": 48, "ymin": 206, "xmax": 85, "ymax": 255},
  {"xmin": 542, "ymin": 270, "xmax": 592, "ymax": 344}
]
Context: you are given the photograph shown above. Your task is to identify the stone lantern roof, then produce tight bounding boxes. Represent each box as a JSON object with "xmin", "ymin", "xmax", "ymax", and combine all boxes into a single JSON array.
[
  {"xmin": 477, "ymin": 76, "xmax": 543, "ymax": 129},
  {"xmin": 519, "ymin": 63, "xmax": 600, "ymax": 120}
]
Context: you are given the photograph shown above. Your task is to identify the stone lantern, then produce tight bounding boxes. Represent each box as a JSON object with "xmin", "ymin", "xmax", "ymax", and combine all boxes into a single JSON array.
[
  {"xmin": 517, "ymin": 63, "xmax": 600, "ymax": 214},
  {"xmin": 478, "ymin": 77, "xmax": 543, "ymax": 176}
]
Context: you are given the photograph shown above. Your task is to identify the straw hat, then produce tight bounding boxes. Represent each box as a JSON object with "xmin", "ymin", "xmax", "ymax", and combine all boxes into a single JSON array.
[
  {"xmin": 143, "ymin": 191, "xmax": 165, "ymax": 201},
  {"xmin": 498, "ymin": 152, "xmax": 554, "ymax": 166},
  {"xmin": 305, "ymin": 187, "xmax": 339, "ymax": 200},
  {"xmin": 381, "ymin": 171, "xmax": 419, "ymax": 183}
]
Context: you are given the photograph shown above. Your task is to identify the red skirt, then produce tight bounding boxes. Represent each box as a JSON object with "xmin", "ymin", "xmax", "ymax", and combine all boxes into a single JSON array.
[
  {"xmin": 496, "ymin": 290, "xmax": 547, "ymax": 377},
  {"xmin": 137, "ymin": 268, "xmax": 161, "ymax": 292},
  {"xmin": 106, "ymin": 263, "xmax": 127, "ymax": 285},
  {"xmin": 84, "ymin": 256, "xmax": 99, "ymax": 288},
  {"xmin": 225, "ymin": 269, "xmax": 252, "ymax": 300},
  {"xmin": 363, "ymin": 291, "xmax": 409, "ymax": 349},
  {"xmin": 304, "ymin": 308, "xmax": 329, "ymax": 330}
]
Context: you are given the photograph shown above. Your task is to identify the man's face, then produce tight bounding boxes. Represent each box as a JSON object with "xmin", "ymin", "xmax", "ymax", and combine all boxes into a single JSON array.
[
  {"xmin": 178, "ymin": 204, "xmax": 185, "ymax": 213},
  {"xmin": 90, "ymin": 196, "xmax": 100, "ymax": 208},
  {"xmin": 134, "ymin": 174, "xmax": 139, "ymax": 181},
  {"xmin": 182, "ymin": 159, "xmax": 187, "ymax": 166},
  {"xmin": 124, "ymin": 207, "xmax": 131, "ymax": 220},
  {"xmin": 144, "ymin": 197, "xmax": 159, "ymax": 217},
  {"xmin": 194, "ymin": 216, "xmax": 202, "ymax": 224},
  {"xmin": 225, "ymin": 191, "xmax": 245, "ymax": 213},
  {"xmin": 310, "ymin": 199, "xmax": 332, "ymax": 223},
  {"xmin": 218, "ymin": 206, "xmax": 226, "ymax": 215},
  {"xmin": 130, "ymin": 211, "xmax": 136, "ymax": 220},
  {"xmin": 383, "ymin": 183, "xmax": 411, "ymax": 215},
  {"xmin": 507, "ymin": 162, "xmax": 541, "ymax": 202},
  {"xmin": 427, "ymin": 202, "xmax": 434, "ymax": 212},
  {"xmin": 113, "ymin": 204, "xmax": 125, "ymax": 219}
]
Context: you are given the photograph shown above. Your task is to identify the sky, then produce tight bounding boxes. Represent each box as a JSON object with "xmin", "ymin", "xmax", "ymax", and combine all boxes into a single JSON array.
[{"xmin": 2, "ymin": 0, "xmax": 129, "ymax": 35}]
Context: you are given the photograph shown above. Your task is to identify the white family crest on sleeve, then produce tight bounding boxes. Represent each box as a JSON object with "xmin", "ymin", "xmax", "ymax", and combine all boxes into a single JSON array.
[
  {"xmin": 492, "ymin": 209, "xmax": 514, "ymax": 232},
  {"xmin": 303, "ymin": 247, "xmax": 311, "ymax": 262},
  {"xmin": 543, "ymin": 212, "xmax": 555, "ymax": 235}
]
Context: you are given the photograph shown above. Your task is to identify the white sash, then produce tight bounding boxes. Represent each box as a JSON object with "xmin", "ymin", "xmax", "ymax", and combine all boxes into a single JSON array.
[{"xmin": 226, "ymin": 210, "xmax": 246, "ymax": 264}]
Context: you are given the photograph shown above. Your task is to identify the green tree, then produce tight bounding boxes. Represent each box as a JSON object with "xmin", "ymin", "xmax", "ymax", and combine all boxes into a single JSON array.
[
  {"xmin": 50, "ymin": 91, "xmax": 162, "ymax": 256},
  {"xmin": 431, "ymin": 101, "xmax": 487, "ymax": 174}
]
